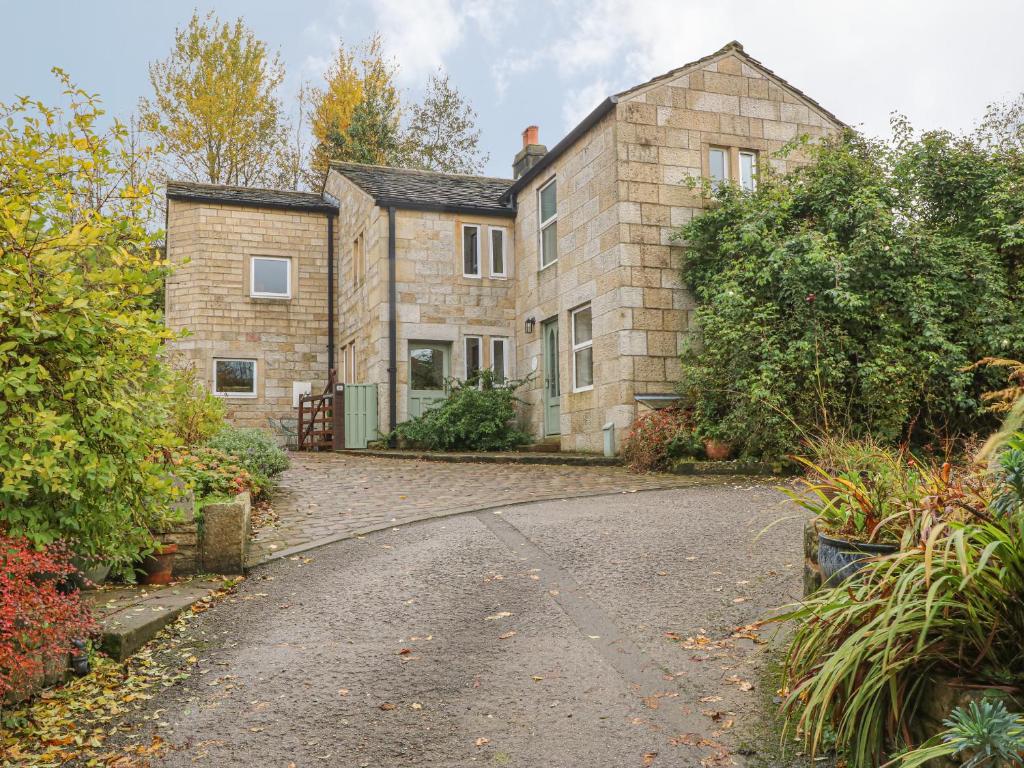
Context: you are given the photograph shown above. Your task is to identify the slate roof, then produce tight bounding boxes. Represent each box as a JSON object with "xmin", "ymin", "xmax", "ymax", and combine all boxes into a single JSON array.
[
  {"xmin": 166, "ymin": 181, "xmax": 338, "ymax": 213},
  {"xmin": 330, "ymin": 162, "xmax": 515, "ymax": 217}
]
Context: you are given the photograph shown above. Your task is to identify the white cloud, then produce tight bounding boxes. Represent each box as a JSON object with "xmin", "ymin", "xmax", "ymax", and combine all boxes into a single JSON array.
[
  {"xmin": 371, "ymin": 0, "xmax": 465, "ymax": 84},
  {"xmin": 562, "ymin": 78, "xmax": 611, "ymax": 130}
]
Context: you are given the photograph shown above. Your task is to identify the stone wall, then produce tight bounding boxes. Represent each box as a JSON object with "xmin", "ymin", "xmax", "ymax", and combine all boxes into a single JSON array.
[
  {"xmin": 325, "ymin": 171, "xmax": 517, "ymax": 436},
  {"xmin": 512, "ymin": 111, "xmax": 625, "ymax": 452},
  {"xmin": 614, "ymin": 48, "xmax": 841, "ymax": 402},
  {"xmin": 165, "ymin": 200, "xmax": 334, "ymax": 438}
]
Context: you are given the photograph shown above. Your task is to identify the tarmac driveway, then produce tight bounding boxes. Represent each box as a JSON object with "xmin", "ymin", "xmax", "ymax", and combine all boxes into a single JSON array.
[{"xmin": 117, "ymin": 481, "xmax": 808, "ymax": 768}]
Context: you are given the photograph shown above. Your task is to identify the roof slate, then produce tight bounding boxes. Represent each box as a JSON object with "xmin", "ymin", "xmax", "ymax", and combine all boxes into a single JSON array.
[
  {"xmin": 329, "ymin": 162, "xmax": 515, "ymax": 217},
  {"xmin": 166, "ymin": 181, "xmax": 338, "ymax": 213}
]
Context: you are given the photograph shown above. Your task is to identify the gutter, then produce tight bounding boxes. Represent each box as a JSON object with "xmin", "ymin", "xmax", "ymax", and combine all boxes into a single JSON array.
[
  {"xmin": 501, "ymin": 97, "xmax": 617, "ymax": 204},
  {"xmin": 326, "ymin": 213, "xmax": 335, "ymax": 376},
  {"xmin": 387, "ymin": 207, "xmax": 397, "ymax": 442}
]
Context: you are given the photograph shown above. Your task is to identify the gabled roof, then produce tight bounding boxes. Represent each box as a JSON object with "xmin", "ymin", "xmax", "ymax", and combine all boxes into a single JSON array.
[
  {"xmin": 166, "ymin": 180, "xmax": 338, "ymax": 214},
  {"xmin": 330, "ymin": 162, "xmax": 515, "ymax": 218},
  {"xmin": 504, "ymin": 41, "xmax": 845, "ymax": 201}
]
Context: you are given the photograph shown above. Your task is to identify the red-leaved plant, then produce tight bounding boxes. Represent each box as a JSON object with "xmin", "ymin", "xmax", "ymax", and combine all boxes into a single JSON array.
[
  {"xmin": 621, "ymin": 407, "xmax": 698, "ymax": 472},
  {"xmin": 1, "ymin": 535, "xmax": 94, "ymax": 703}
]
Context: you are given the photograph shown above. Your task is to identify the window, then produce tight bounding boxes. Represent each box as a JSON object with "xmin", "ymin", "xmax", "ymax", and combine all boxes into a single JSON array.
[
  {"xmin": 251, "ymin": 256, "xmax": 290, "ymax": 298},
  {"xmin": 464, "ymin": 336, "xmax": 482, "ymax": 379},
  {"xmin": 490, "ymin": 337, "xmax": 508, "ymax": 383},
  {"xmin": 489, "ymin": 227, "xmax": 506, "ymax": 278},
  {"xmin": 213, "ymin": 358, "xmax": 256, "ymax": 398},
  {"xmin": 739, "ymin": 150, "xmax": 757, "ymax": 191},
  {"xmin": 709, "ymin": 148, "xmax": 728, "ymax": 189},
  {"xmin": 352, "ymin": 232, "xmax": 364, "ymax": 285},
  {"xmin": 571, "ymin": 305, "xmax": 593, "ymax": 392},
  {"xmin": 462, "ymin": 224, "xmax": 480, "ymax": 277},
  {"xmin": 348, "ymin": 342, "xmax": 356, "ymax": 383},
  {"xmin": 538, "ymin": 178, "xmax": 557, "ymax": 268}
]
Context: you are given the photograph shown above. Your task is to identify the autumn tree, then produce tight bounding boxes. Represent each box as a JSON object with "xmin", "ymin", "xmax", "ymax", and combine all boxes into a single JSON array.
[
  {"xmin": 308, "ymin": 40, "xmax": 366, "ymax": 177},
  {"xmin": 139, "ymin": 11, "xmax": 288, "ymax": 186},
  {"xmin": 406, "ymin": 70, "xmax": 488, "ymax": 174}
]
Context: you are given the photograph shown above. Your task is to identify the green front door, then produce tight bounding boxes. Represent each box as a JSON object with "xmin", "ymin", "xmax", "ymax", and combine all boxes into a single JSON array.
[
  {"xmin": 408, "ymin": 342, "xmax": 450, "ymax": 419},
  {"xmin": 542, "ymin": 319, "xmax": 560, "ymax": 436}
]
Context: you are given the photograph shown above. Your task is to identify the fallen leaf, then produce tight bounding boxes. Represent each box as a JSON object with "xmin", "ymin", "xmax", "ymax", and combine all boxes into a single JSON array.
[
  {"xmin": 475, "ymin": 737, "xmax": 490, "ymax": 747},
  {"xmin": 498, "ymin": 631, "xmax": 516, "ymax": 640},
  {"xmin": 531, "ymin": 675, "xmax": 544, "ymax": 682},
  {"xmin": 699, "ymin": 695, "xmax": 723, "ymax": 703},
  {"xmin": 411, "ymin": 702, "xmax": 423, "ymax": 710},
  {"xmin": 732, "ymin": 597, "xmax": 748, "ymax": 604},
  {"xmin": 485, "ymin": 611, "xmax": 512, "ymax": 621},
  {"xmin": 398, "ymin": 648, "xmax": 413, "ymax": 655},
  {"xmin": 643, "ymin": 752, "xmax": 658, "ymax": 766},
  {"xmin": 379, "ymin": 702, "xmax": 396, "ymax": 711},
  {"xmin": 338, "ymin": 688, "xmax": 349, "ymax": 696}
]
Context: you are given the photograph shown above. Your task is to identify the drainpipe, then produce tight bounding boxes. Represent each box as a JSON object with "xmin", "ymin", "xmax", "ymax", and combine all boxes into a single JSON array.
[
  {"xmin": 326, "ymin": 213, "xmax": 335, "ymax": 376},
  {"xmin": 387, "ymin": 206, "xmax": 397, "ymax": 441}
]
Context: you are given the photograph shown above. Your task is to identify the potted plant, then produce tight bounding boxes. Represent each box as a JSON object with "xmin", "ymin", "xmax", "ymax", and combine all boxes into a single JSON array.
[
  {"xmin": 141, "ymin": 542, "xmax": 178, "ymax": 585},
  {"xmin": 701, "ymin": 428, "xmax": 734, "ymax": 461},
  {"xmin": 785, "ymin": 443, "xmax": 923, "ymax": 585}
]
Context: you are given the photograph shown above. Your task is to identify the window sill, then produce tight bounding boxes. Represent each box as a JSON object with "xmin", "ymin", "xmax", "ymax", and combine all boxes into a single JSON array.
[
  {"xmin": 214, "ymin": 393, "xmax": 258, "ymax": 399},
  {"xmin": 571, "ymin": 385, "xmax": 594, "ymax": 394},
  {"xmin": 539, "ymin": 260, "xmax": 558, "ymax": 273},
  {"xmin": 250, "ymin": 294, "xmax": 292, "ymax": 302}
]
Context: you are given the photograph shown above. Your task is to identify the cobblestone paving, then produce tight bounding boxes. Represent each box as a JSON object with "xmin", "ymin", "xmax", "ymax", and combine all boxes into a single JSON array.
[{"xmin": 248, "ymin": 452, "xmax": 724, "ymax": 566}]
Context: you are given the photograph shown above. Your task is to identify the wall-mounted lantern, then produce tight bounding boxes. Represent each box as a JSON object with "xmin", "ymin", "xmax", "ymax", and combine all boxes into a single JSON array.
[{"xmin": 524, "ymin": 316, "xmax": 536, "ymax": 334}]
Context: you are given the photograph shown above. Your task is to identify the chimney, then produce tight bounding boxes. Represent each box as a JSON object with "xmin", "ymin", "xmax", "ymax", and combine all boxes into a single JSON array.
[{"xmin": 513, "ymin": 125, "xmax": 547, "ymax": 180}]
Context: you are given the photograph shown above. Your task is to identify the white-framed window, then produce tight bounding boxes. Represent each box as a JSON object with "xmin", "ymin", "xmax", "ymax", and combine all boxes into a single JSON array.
[
  {"xmin": 739, "ymin": 150, "xmax": 757, "ymax": 192},
  {"xmin": 462, "ymin": 224, "xmax": 481, "ymax": 277},
  {"xmin": 570, "ymin": 305, "xmax": 593, "ymax": 392},
  {"xmin": 489, "ymin": 226, "xmax": 507, "ymax": 278},
  {"xmin": 213, "ymin": 358, "xmax": 257, "ymax": 398},
  {"xmin": 490, "ymin": 337, "xmax": 508, "ymax": 383},
  {"xmin": 538, "ymin": 177, "xmax": 557, "ymax": 269},
  {"xmin": 348, "ymin": 342, "xmax": 356, "ymax": 383},
  {"xmin": 464, "ymin": 335, "xmax": 482, "ymax": 379},
  {"xmin": 709, "ymin": 147, "xmax": 729, "ymax": 189},
  {"xmin": 250, "ymin": 256, "xmax": 291, "ymax": 298}
]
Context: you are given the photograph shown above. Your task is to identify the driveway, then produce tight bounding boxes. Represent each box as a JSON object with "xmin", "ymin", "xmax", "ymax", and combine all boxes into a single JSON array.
[
  {"xmin": 114, "ymin": 482, "xmax": 807, "ymax": 768},
  {"xmin": 249, "ymin": 453, "xmax": 723, "ymax": 565}
]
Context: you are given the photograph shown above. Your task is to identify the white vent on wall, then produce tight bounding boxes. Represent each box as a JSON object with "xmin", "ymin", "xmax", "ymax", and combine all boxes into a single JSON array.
[{"xmin": 292, "ymin": 381, "xmax": 311, "ymax": 408}]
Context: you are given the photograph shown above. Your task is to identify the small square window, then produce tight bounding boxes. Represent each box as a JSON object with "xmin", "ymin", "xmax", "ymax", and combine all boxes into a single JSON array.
[
  {"xmin": 489, "ymin": 227, "xmax": 506, "ymax": 278},
  {"xmin": 462, "ymin": 224, "xmax": 480, "ymax": 277},
  {"xmin": 571, "ymin": 305, "xmax": 593, "ymax": 392},
  {"xmin": 213, "ymin": 358, "xmax": 257, "ymax": 398},
  {"xmin": 739, "ymin": 150, "xmax": 757, "ymax": 191},
  {"xmin": 251, "ymin": 257, "xmax": 290, "ymax": 298}
]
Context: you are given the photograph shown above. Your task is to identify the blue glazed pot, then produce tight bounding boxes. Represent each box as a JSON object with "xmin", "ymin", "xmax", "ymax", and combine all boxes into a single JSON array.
[{"xmin": 818, "ymin": 533, "xmax": 898, "ymax": 587}]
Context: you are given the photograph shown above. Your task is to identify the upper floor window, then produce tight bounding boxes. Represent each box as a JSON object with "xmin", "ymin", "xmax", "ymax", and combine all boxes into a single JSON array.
[
  {"xmin": 462, "ymin": 224, "xmax": 481, "ymax": 277},
  {"xmin": 489, "ymin": 226, "xmax": 506, "ymax": 278},
  {"xmin": 352, "ymin": 232, "xmax": 365, "ymax": 285},
  {"xmin": 571, "ymin": 304, "xmax": 593, "ymax": 392},
  {"xmin": 538, "ymin": 178, "xmax": 557, "ymax": 268},
  {"xmin": 739, "ymin": 150, "xmax": 757, "ymax": 192},
  {"xmin": 709, "ymin": 147, "xmax": 729, "ymax": 190},
  {"xmin": 251, "ymin": 256, "xmax": 290, "ymax": 299},
  {"xmin": 213, "ymin": 358, "xmax": 257, "ymax": 398}
]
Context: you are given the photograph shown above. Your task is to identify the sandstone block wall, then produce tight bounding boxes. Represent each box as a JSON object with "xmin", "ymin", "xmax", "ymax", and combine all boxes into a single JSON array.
[{"xmin": 165, "ymin": 200, "xmax": 333, "ymax": 438}]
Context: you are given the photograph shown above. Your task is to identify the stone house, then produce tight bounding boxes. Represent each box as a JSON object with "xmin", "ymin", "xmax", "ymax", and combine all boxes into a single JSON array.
[{"xmin": 164, "ymin": 41, "xmax": 843, "ymax": 452}]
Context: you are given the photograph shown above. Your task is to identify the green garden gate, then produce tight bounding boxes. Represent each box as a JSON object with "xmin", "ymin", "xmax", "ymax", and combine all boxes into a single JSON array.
[{"xmin": 342, "ymin": 383, "xmax": 379, "ymax": 449}]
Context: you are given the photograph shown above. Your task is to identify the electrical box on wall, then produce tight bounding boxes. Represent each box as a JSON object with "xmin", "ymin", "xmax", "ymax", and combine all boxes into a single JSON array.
[{"xmin": 292, "ymin": 381, "xmax": 311, "ymax": 408}]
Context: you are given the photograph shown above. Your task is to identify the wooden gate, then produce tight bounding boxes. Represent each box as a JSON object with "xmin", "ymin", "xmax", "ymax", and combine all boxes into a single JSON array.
[
  {"xmin": 297, "ymin": 372, "xmax": 339, "ymax": 451},
  {"xmin": 343, "ymin": 383, "xmax": 378, "ymax": 449}
]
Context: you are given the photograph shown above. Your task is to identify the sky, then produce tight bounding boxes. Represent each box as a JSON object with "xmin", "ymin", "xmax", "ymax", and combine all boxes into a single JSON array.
[{"xmin": 2, "ymin": 0, "xmax": 1022, "ymax": 181}]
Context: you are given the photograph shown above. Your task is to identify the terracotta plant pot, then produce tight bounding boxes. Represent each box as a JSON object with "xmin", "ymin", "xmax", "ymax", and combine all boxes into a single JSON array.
[
  {"xmin": 703, "ymin": 439, "xmax": 733, "ymax": 461},
  {"xmin": 141, "ymin": 543, "xmax": 178, "ymax": 585}
]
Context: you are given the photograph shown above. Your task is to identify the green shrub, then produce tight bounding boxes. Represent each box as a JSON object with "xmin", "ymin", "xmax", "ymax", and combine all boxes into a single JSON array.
[
  {"xmin": 207, "ymin": 426, "xmax": 289, "ymax": 494},
  {"xmin": 621, "ymin": 407, "xmax": 700, "ymax": 472},
  {"xmin": 673, "ymin": 107, "xmax": 1024, "ymax": 460},
  {"xmin": 167, "ymin": 362, "xmax": 226, "ymax": 446},
  {"xmin": 164, "ymin": 446, "xmax": 259, "ymax": 501},
  {"xmin": 775, "ymin": 431, "xmax": 1024, "ymax": 765},
  {"xmin": 0, "ymin": 73, "xmax": 173, "ymax": 574},
  {"xmin": 390, "ymin": 371, "xmax": 530, "ymax": 451}
]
